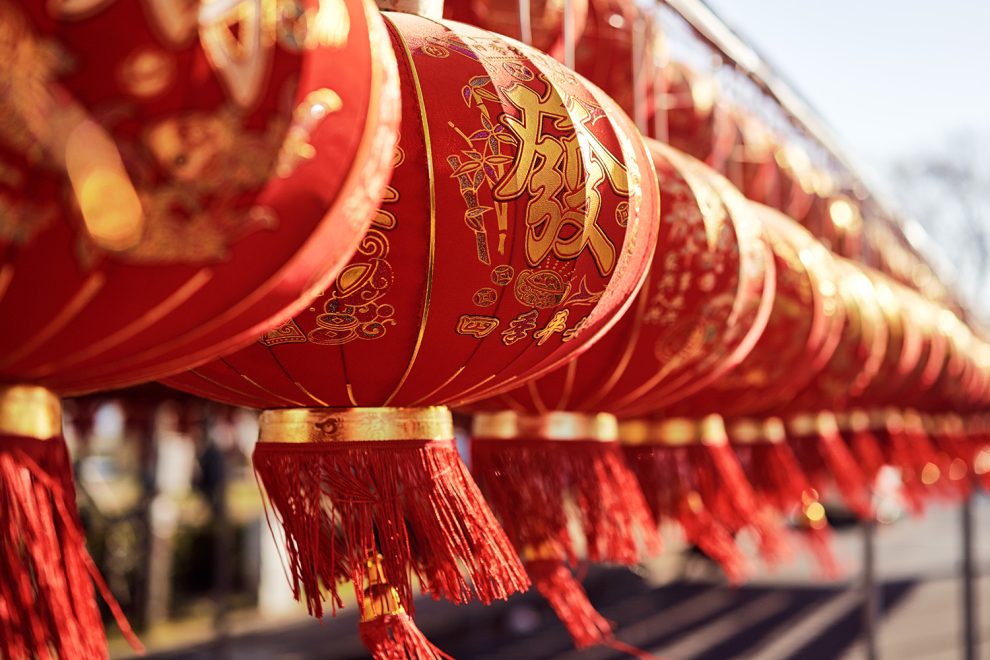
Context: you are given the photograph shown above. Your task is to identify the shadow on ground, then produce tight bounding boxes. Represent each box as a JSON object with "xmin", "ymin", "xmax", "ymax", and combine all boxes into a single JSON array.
[{"xmin": 144, "ymin": 565, "xmax": 917, "ymax": 660}]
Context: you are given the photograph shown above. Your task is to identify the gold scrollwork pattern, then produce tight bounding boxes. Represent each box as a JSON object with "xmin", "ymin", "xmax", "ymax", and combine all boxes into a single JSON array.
[{"xmin": 307, "ymin": 229, "xmax": 396, "ymax": 345}]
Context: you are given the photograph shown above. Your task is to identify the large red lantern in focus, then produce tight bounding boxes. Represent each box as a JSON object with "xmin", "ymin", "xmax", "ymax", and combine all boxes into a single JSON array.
[
  {"xmin": 470, "ymin": 142, "xmax": 774, "ymax": 636},
  {"xmin": 0, "ymin": 1, "xmax": 399, "ymax": 656},
  {"xmin": 165, "ymin": 8, "xmax": 660, "ymax": 656}
]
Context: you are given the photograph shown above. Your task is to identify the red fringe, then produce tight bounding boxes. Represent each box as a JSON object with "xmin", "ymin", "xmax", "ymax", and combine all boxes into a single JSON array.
[
  {"xmin": 470, "ymin": 439, "xmax": 661, "ymax": 565},
  {"xmin": 789, "ymin": 431, "xmax": 873, "ymax": 520},
  {"xmin": 527, "ymin": 559, "xmax": 656, "ymax": 658},
  {"xmin": 734, "ymin": 442, "xmax": 838, "ymax": 576},
  {"xmin": 881, "ymin": 427, "xmax": 954, "ymax": 512},
  {"xmin": 843, "ymin": 430, "xmax": 887, "ymax": 484},
  {"xmin": 737, "ymin": 442, "xmax": 810, "ymax": 515},
  {"xmin": 253, "ymin": 439, "xmax": 528, "ymax": 619},
  {"xmin": 0, "ymin": 434, "xmax": 143, "ymax": 659},
  {"xmin": 623, "ymin": 444, "xmax": 747, "ymax": 583},
  {"xmin": 689, "ymin": 442, "xmax": 788, "ymax": 566},
  {"xmin": 359, "ymin": 612, "xmax": 452, "ymax": 660},
  {"xmin": 928, "ymin": 430, "xmax": 972, "ymax": 500},
  {"xmin": 527, "ymin": 559, "xmax": 612, "ymax": 648}
]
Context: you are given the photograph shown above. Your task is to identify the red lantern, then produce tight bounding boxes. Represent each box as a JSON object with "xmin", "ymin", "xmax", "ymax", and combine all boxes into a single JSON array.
[
  {"xmin": 780, "ymin": 261, "xmax": 890, "ymax": 520},
  {"xmin": 573, "ymin": 0, "xmax": 654, "ymax": 119},
  {"xmin": 652, "ymin": 63, "xmax": 737, "ymax": 173},
  {"xmin": 471, "ymin": 142, "xmax": 775, "ymax": 601},
  {"xmin": 835, "ymin": 278, "xmax": 939, "ymax": 511},
  {"xmin": 663, "ymin": 205, "xmax": 845, "ymax": 575},
  {"xmin": 0, "ymin": 1, "xmax": 399, "ymax": 656},
  {"xmin": 725, "ymin": 111, "xmax": 781, "ymax": 208},
  {"xmin": 445, "ymin": 0, "xmax": 589, "ymax": 61},
  {"xmin": 165, "ymin": 9, "xmax": 660, "ymax": 656}
]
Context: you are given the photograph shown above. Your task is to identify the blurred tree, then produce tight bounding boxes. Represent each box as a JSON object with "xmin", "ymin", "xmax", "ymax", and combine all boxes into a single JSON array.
[{"xmin": 891, "ymin": 132, "xmax": 990, "ymax": 322}]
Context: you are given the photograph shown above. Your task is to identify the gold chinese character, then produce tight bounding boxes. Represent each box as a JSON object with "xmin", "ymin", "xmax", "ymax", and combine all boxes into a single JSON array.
[
  {"xmin": 501, "ymin": 309, "xmax": 539, "ymax": 345},
  {"xmin": 533, "ymin": 309, "xmax": 570, "ymax": 346},
  {"xmin": 456, "ymin": 314, "xmax": 500, "ymax": 338},
  {"xmin": 493, "ymin": 79, "xmax": 625, "ymax": 276}
]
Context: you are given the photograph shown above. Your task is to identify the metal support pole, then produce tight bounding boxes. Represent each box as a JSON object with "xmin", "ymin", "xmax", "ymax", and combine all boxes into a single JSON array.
[
  {"xmin": 631, "ymin": 15, "xmax": 647, "ymax": 133},
  {"xmin": 862, "ymin": 519, "xmax": 880, "ymax": 660},
  {"xmin": 962, "ymin": 494, "xmax": 977, "ymax": 660},
  {"xmin": 562, "ymin": 0, "xmax": 575, "ymax": 70},
  {"xmin": 517, "ymin": 0, "xmax": 532, "ymax": 46}
]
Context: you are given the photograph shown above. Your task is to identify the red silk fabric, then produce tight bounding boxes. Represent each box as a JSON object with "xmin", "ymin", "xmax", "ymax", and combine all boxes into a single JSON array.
[{"xmin": 1, "ymin": 0, "xmax": 399, "ymax": 394}]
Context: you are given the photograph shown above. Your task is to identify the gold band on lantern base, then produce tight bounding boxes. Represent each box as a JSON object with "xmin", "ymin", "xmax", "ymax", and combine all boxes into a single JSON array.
[
  {"xmin": 618, "ymin": 414, "xmax": 728, "ymax": 447},
  {"xmin": 726, "ymin": 417, "xmax": 786, "ymax": 445},
  {"xmin": 471, "ymin": 411, "xmax": 619, "ymax": 442},
  {"xmin": 786, "ymin": 411, "xmax": 839, "ymax": 438},
  {"xmin": 835, "ymin": 409, "xmax": 871, "ymax": 434},
  {"xmin": 0, "ymin": 385, "xmax": 62, "ymax": 440},
  {"xmin": 258, "ymin": 406, "xmax": 453, "ymax": 444}
]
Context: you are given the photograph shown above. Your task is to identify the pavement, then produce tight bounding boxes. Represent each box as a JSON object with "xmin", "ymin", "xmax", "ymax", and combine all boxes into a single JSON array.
[{"xmin": 121, "ymin": 495, "xmax": 990, "ymax": 660}]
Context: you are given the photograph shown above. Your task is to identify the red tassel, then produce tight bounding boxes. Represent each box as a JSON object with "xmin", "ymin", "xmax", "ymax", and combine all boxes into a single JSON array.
[
  {"xmin": 527, "ymin": 558, "xmax": 613, "ymax": 648},
  {"xmin": 252, "ymin": 408, "xmax": 528, "ymax": 631},
  {"xmin": 877, "ymin": 411, "xmax": 951, "ymax": 512},
  {"xmin": 359, "ymin": 613, "xmax": 452, "ymax": 660},
  {"xmin": 619, "ymin": 416, "xmax": 786, "ymax": 582},
  {"xmin": 356, "ymin": 559, "xmax": 453, "ymax": 660},
  {"xmin": 470, "ymin": 414, "xmax": 660, "ymax": 565},
  {"xmin": 838, "ymin": 411, "xmax": 887, "ymax": 485},
  {"xmin": 0, "ymin": 433, "xmax": 143, "ymax": 659},
  {"xmin": 730, "ymin": 418, "xmax": 840, "ymax": 577},
  {"xmin": 786, "ymin": 412, "xmax": 873, "ymax": 520},
  {"xmin": 927, "ymin": 415, "xmax": 972, "ymax": 500},
  {"xmin": 623, "ymin": 442, "xmax": 748, "ymax": 583},
  {"xmin": 691, "ymin": 417, "xmax": 789, "ymax": 566}
]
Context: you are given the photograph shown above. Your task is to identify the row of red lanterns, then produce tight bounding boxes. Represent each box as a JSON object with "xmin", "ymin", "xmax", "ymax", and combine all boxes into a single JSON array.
[{"xmin": 1, "ymin": 0, "xmax": 987, "ymax": 658}]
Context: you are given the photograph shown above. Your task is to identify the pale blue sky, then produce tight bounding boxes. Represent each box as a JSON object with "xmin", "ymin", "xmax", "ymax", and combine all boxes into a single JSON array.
[{"xmin": 705, "ymin": 0, "xmax": 990, "ymax": 171}]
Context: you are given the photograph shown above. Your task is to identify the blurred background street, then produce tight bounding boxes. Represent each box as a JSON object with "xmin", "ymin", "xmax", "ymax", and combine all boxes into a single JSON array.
[{"xmin": 109, "ymin": 491, "xmax": 990, "ymax": 659}]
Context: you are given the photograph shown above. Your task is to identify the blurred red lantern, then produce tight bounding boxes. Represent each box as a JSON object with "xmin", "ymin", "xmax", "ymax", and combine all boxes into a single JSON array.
[
  {"xmin": 573, "ymin": 0, "xmax": 654, "ymax": 119},
  {"xmin": 651, "ymin": 63, "xmax": 737, "ymax": 173},
  {"xmin": 669, "ymin": 205, "xmax": 842, "ymax": 419},
  {"xmin": 0, "ymin": 1, "xmax": 399, "ymax": 656},
  {"xmin": 781, "ymin": 261, "xmax": 890, "ymax": 520},
  {"xmin": 664, "ymin": 206, "xmax": 845, "ymax": 574},
  {"xmin": 725, "ymin": 111, "xmax": 780, "ymax": 208},
  {"xmin": 165, "ymin": 9, "xmax": 660, "ymax": 656},
  {"xmin": 445, "ymin": 0, "xmax": 589, "ymax": 61}
]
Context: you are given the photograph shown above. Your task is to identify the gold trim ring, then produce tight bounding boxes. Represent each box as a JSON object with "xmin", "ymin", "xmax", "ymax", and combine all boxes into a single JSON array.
[
  {"xmin": 472, "ymin": 411, "xmax": 619, "ymax": 442},
  {"xmin": 258, "ymin": 406, "xmax": 452, "ymax": 443},
  {"xmin": 0, "ymin": 385, "xmax": 62, "ymax": 440},
  {"xmin": 618, "ymin": 418, "xmax": 697, "ymax": 446}
]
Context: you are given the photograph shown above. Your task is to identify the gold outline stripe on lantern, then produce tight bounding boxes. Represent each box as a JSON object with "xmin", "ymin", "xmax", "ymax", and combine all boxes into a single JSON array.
[
  {"xmin": 258, "ymin": 406, "xmax": 452, "ymax": 443},
  {"xmin": 0, "ymin": 264, "xmax": 14, "ymax": 307},
  {"xmin": 472, "ymin": 411, "xmax": 619, "ymax": 443},
  {"xmin": 380, "ymin": 18, "xmax": 436, "ymax": 408},
  {"xmin": 25, "ymin": 269, "xmax": 213, "ymax": 380},
  {"xmin": 0, "ymin": 385, "xmax": 61, "ymax": 440}
]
